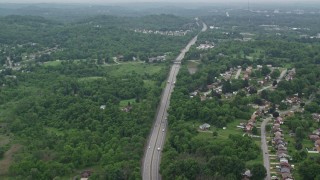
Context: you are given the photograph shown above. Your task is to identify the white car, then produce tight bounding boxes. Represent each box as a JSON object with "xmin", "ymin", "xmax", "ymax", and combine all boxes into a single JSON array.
[
  {"xmin": 148, "ymin": 146, "xmax": 150, "ymax": 149},
  {"xmin": 162, "ymin": 128, "xmax": 165, "ymax": 132},
  {"xmin": 157, "ymin": 147, "xmax": 161, "ymax": 151},
  {"xmin": 167, "ymin": 81, "xmax": 170, "ymax": 83}
]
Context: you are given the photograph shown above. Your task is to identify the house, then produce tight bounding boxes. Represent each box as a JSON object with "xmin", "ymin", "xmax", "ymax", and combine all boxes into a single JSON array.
[
  {"xmin": 273, "ymin": 136, "xmax": 283, "ymax": 143},
  {"xmin": 277, "ymin": 144, "xmax": 287, "ymax": 151},
  {"xmin": 281, "ymin": 173, "xmax": 293, "ymax": 180},
  {"xmin": 148, "ymin": 55, "xmax": 166, "ymax": 63},
  {"xmin": 277, "ymin": 152, "xmax": 290, "ymax": 159},
  {"xmin": 280, "ymin": 162, "xmax": 291, "ymax": 174},
  {"xmin": 200, "ymin": 95, "xmax": 207, "ymax": 101},
  {"xmin": 277, "ymin": 148, "xmax": 288, "ymax": 154},
  {"xmin": 275, "ymin": 117, "xmax": 284, "ymax": 124},
  {"xmin": 117, "ymin": 55, "xmax": 124, "ymax": 61},
  {"xmin": 274, "ymin": 139, "xmax": 287, "ymax": 146},
  {"xmin": 81, "ymin": 170, "xmax": 92, "ymax": 179},
  {"xmin": 190, "ymin": 91, "xmax": 198, "ymax": 96},
  {"xmin": 280, "ymin": 166, "xmax": 291, "ymax": 174},
  {"xmin": 242, "ymin": 169, "xmax": 252, "ymax": 180},
  {"xmin": 258, "ymin": 80, "xmax": 265, "ymax": 86},
  {"xmin": 312, "ymin": 113, "xmax": 320, "ymax": 122},
  {"xmin": 243, "ymin": 73, "xmax": 249, "ymax": 80},
  {"xmin": 315, "ymin": 139, "xmax": 320, "ymax": 152},
  {"xmin": 273, "ymin": 124, "xmax": 281, "ymax": 132},
  {"xmin": 100, "ymin": 105, "xmax": 106, "ymax": 110},
  {"xmin": 280, "ymin": 157, "xmax": 288, "ymax": 163},
  {"xmin": 285, "ymin": 68, "xmax": 296, "ymax": 81},
  {"xmin": 309, "ymin": 134, "xmax": 320, "ymax": 141},
  {"xmin": 245, "ymin": 123, "xmax": 254, "ymax": 132},
  {"xmin": 313, "ymin": 129, "xmax": 320, "ymax": 135},
  {"xmin": 246, "ymin": 66, "xmax": 253, "ymax": 74},
  {"xmin": 283, "ymin": 111, "xmax": 294, "ymax": 117},
  {"xmin": 122, "ymin": 105, "xmax": 132, "ymax": 112},
  {"xmin": 275, "ymin": 131, "xmax": 282, "ymax": 138},
  {"xmin": 199, "ymin": 123, "xmax": 210, "ymax": 130}
]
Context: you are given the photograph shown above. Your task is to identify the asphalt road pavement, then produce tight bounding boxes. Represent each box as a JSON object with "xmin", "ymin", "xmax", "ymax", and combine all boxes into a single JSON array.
[{"xmin": 142, "ymin": 22, "xmax": 207, "ymax": 180}]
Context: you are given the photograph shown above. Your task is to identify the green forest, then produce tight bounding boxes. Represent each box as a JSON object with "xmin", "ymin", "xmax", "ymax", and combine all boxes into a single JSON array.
[
  {"xmin": 1, "ymin": 3, "xmax": 320, "ymax": 180},
  {"xmin": 0, "ymin": 12, "xmax": 196, "ymax": 179}
]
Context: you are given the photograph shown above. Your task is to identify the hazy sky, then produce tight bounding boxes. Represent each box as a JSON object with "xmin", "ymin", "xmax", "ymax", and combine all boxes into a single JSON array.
[{"xmin": 1, "ymin": 0, "xmax": 319, "ymax": 4}]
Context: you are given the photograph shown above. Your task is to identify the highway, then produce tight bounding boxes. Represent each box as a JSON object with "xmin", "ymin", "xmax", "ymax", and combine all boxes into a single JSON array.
[{"xmin": 142, "ymin": 22, "xmax": 207, "ymax": 180}]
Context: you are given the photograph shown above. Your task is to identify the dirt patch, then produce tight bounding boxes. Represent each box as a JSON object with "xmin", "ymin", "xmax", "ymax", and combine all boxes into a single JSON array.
[
  {"xmin": 0, "ymin": 144, "xmax": 22, "ymax": 175},
  {"xmin": 187, "ymin": 60, "xmax": 200, "ymax": 74}
]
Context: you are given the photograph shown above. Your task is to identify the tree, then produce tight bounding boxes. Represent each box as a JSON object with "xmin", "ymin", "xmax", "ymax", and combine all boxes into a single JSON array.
[
  {"xmin": 279, "ymin": 102, "xmax": 287, "ymax": 110},
  {"xmin": 266, "ymin": 124, "xmax": 271, "ymax": 132},
  {"xmin": 295, "ymin": 127, "xmax": 305, "ymax": 140},
  {"xmin": 272, "ymin": 111, "xmax": 279, "ymax": 118},
  {"xmin": 250, "ymin": 164, "xmax": 266, "ymax": 180},
  {"xmin": 0, "ymin": 147, "xmax": 5, "ymax": 158},
  {"xmin": 213, "ymin": 131, "xmax": 218, "ymax": 137},
  {"xmin": 252, "ymin": 126, "xmax": 258, "ymax": 135},
  {"xmin": 222, "ymin": 80, "xmax": 232, "ymax": 94},
  {"xmin": 305, "ymin": 102, "xmax": 320, "ymax": 113},
  {"xmin": 270, "ymin": 69, "xmax": 280, "ymax": 79},
  {"xmin": 261, "ymin": 66, "xmax": 271, "ymax": 76},
  {"xmin": 272, "ymin": 80, "xmax": 277, "ymax": 87},
  {"xmin": 208, "ymin": 156, "xmax": 245, "ymax": 179},
  {"xmin": 298, "ymin": 160, "xmax": 320, "ymax": 180},
  {"xmin": 248, "ymin": 87, "xmax": 257, "ymax": 94}
]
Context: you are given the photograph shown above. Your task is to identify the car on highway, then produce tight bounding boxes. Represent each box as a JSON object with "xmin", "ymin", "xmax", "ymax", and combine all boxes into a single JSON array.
[
  {"xmin": 157, "ymin": 147, "xmax": 161, "ymax": 151},
  {"xmin": 162, "ymin": 128, "xmax": 165, "ymax": 132},
  {"xmin": 148, "ymin": 146, "xmax": 150, "ymax": 149},
  {"xmin": 167, "ymin": 81, "xmax": 170, "ymax": 83}
]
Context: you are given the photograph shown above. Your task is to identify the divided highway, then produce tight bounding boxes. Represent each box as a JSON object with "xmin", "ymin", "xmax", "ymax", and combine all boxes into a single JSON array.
[{"xmin": 142, "ymin": 22, "xmax": 207, "ymax": 180}]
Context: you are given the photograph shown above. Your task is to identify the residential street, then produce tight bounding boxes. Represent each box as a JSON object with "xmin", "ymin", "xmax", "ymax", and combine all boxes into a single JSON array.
[
  {"xmin": 258, "ymin": 69, "xmax": 287, "ymax": 93},
  {"xmin": 261, "ymin": 116, "xmax": 272, "ymax": 180},
  {"xmin": 260, "ymin": 95, "xmax": 313, "ymax": 180}
]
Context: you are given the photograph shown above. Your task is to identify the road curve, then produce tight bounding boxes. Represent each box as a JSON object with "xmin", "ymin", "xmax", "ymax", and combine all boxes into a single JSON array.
[{"xmin": 142, "ymin": 22, "xmax": 207, "ymax": 180}]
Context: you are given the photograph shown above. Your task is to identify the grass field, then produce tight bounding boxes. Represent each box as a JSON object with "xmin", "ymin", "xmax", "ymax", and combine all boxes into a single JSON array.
[{"xmin": 106, "ymin": 63, "xmax": 164, "ymax": 77}]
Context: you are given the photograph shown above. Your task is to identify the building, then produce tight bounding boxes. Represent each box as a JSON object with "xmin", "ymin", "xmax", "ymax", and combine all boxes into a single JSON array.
[{"xmin": 199, "ymin": 123, "xmax": 210, "ymax": 130}]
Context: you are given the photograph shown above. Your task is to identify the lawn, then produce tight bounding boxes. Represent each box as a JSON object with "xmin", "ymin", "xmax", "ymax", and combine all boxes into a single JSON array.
[
  {"xmin": 119, "ymin": 98, "xmax": 136, "ymax": 107},
  {"xmin": 195, "ymin": 119, "xmax": 264, "ymax": 165},
  {"xmin": 195, "ymin": 119, "xmax": 245, "ymax": 140},
  {"xmin": 215, "ymin": 120, "xmax": 245, "ymax": 139}
]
